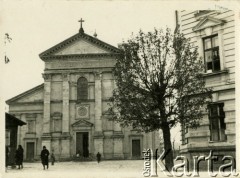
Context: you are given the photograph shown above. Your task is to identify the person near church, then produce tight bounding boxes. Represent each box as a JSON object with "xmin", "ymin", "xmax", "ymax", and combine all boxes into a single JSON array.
[
  {"xmin": 15, "ymin": 145, "xmax": 24, "ymax": 169},
  {"xmin": 96, "ymin": 152, "xmax": 101, "ymax": 163},
  {"xmin": 41, "ymin": 146, "xmax": 50, "ymax": 170},
  {"xmin": 6, "ymin": 146, "xmax": 9, "ymax": 168},
  {"xmin": 51, "ymin": 152, "xmax": 55, "ymax": 165}
]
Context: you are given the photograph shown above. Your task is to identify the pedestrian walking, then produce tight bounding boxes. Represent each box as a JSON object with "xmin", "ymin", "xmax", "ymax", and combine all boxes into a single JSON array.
[
  {"xmin": 15, "ymin": 145, "xmax": 24, "ymax": 169},
  {"xmin": 41, "ymin": 146, "xmax": 50, "ymax": 170},
  {"xmin": 96, "ymin": 152, "xmax": 101, "ymax": 163},
  {"xmin": 51, "ymin": 152, "xmax": 55, "ymax": 165}
]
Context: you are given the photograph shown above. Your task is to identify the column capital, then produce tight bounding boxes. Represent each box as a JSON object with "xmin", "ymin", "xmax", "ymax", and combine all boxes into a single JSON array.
[
  {"xmin": 94, "ymin": 71, "xmax": 102, "ymax": 80},
  {"xmin": 62, "ymin": 73, "xmax": 70, "ymax": 81},
  {"xmin": 42, "ymin": 73, "xmax": 51, "ymax": 81}
]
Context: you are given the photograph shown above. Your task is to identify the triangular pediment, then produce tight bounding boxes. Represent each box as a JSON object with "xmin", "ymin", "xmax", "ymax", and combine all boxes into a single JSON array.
[
  {"xmin": 72, "ymin": 119, "xmax": 93, "ymax": 127},
  {"xmin": 53, "ymin": 39, "xmax": 109, "ymax": 55},
  {"xmin": 192, "ymin": 16, "xmax": 226, "ymax": 32},
  {"xmin": 6, "ymin": 84, "xmax": 44, "ymax": 104},
  {"xmin": 39, "ymin": 32, "xmax": 121, "ymax": 60}
]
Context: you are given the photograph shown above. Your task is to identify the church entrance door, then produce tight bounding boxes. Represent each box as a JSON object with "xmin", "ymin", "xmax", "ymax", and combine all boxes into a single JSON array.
[
  {"xmin": 26, "ymin": 142, "xmax": 35, "ymax": 161},
  {"xmin": 76, "ymin": 132, "xmax": 89, "ymax": 157},
  {"xmin": 132, "ymin": 139, "xmax": 141, "ymax": 158}
]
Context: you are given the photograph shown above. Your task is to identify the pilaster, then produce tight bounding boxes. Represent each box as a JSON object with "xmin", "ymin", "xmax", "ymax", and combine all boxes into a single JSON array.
[
  {"xmin": 62, "ymin": 73, "xmax": 70, "ymax": 134},
  {"xmin": 94, "ymin": 72, "xmax": 102, "ymax": 132},
  {"xmin": 61, "ymin": 139, "xmax": 71, "ymax": 159},
  {"xmin": 113, "ymin": 122, "xmax": 124, "ymax": 159},
  {"xmin": 42, "ymin": 73, "xmax": 51, "ymax": 138},
  {"xmin": 94, "ymin": 72, "xmax": 104, "ymax": 157}
]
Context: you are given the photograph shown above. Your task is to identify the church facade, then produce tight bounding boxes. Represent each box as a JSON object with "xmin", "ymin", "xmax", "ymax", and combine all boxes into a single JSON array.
[{"xmin": 6, "ymin": 26, "xmax": 159, "ymax": 161}]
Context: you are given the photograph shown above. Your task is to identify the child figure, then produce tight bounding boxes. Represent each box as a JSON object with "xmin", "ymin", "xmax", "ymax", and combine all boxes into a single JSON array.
[{"xmin": 51, "ymin": 152, "xmax": 55, "ymax": 165}]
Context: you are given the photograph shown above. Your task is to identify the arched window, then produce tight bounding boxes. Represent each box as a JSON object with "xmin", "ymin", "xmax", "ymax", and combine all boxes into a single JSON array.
[{"xmin": 77, "ymin": 77, "xmax": 88, "ymax": 100}]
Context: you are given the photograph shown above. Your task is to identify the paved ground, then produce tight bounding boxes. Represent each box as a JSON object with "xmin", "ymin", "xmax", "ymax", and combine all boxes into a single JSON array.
[
  {"xmin": 2, "ymin": 160, "xmax": 236, "ymax": 178},
  {"xmin": 4, "ymin": 160, "xmax": 147, "ymax": 178}
]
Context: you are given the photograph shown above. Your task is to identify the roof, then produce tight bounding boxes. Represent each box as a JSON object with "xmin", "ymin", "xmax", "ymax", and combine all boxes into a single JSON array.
[
  {"xmin": 39, "ymin": 31, "xmax": 122, "ymax": 61},
  {"xmin": 5, "ymin": 112, "xmax": 26, "ymax": 127},
  {"xmin": 6, "ymin": 83, "xmax": 44, "ymax": 104}
]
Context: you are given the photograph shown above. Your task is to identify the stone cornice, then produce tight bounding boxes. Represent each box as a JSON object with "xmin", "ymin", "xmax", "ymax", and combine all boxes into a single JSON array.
[
  {"xmin": 9, "ymin": 111, "xmax": 43, "ymax": 114},
  {"xmin": 7, "ymin": 101, "xmax": 44, "ymax": 105},
  {"xmin": 44, "ymin": 68, "xmax": 114, "ymax": 74},
  {"xmin": 194, "ymin": 10, "xmax": 217, "ymax": 18},
  {"xmin": 41, "ymin": 53, "xmax": 121, "ymax": 61},
  {"xmin": 211, "ymin": 83, "xmax": 235, "ymax": 92}
]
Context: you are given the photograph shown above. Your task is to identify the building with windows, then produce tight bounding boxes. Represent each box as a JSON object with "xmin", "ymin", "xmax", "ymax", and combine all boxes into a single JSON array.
[
  {"xmin": 6, "ymin": 24, "xmax": 159, "ymax": 161},
  {"xmin": 177, "ymin": 10, "xmax": 235, "ymax": 169}
]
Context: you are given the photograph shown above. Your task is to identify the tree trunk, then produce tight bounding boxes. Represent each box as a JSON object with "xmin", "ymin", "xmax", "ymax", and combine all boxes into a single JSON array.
[{"xmin": 161, "ymin": 123, "xmax": 174, "ymax": 171}]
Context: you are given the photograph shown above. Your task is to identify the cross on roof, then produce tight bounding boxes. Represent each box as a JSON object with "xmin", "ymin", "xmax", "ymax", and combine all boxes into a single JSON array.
[{"xmin": 78, "ymin": 18, "xmax": 85, "ymax": 33}]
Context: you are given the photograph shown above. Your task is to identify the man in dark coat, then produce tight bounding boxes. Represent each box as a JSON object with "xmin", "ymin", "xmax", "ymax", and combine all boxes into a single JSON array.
[
  {"xmin": 41, "ymin": 146, "xmax": 50, "ymax": 170},
  {"xmin": 15, "ymin": 145, "xmax": 24, "ymax": 169}
]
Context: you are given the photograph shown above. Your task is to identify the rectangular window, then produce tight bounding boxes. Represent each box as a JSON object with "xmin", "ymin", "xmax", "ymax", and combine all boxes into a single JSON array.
[
  {"xmin": 203, "ymin": 35, "xmax": 220, "ymax": 73},
  {"xmin": 208, "ymin": 103, "xmax": 226, "ymax": 142}
]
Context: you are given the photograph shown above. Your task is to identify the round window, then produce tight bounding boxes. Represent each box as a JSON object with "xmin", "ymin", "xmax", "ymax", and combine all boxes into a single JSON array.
[{"xmin": 78, "ymin": 107, "xmax": 87, "ymax": 116}]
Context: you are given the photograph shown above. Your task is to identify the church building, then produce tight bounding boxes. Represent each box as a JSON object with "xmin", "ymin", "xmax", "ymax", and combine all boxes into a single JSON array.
[{"xmin": 6, "ymin": 20, "xmax": 159, "ymax": 161}]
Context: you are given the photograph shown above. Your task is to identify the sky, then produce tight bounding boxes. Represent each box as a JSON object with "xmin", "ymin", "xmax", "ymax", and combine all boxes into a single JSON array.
[
  {"xmin": 0, "ymin": 1, "xmax": 178, "ymax": 102},
  {"xmin": 0, "ymin": 0, "xmax": 239, "ymax": 150}
]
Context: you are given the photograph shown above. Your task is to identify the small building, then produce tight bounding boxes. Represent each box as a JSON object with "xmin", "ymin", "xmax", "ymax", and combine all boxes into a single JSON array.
[{"xmin": 5, "ymin": 112, "xmax": 26, "ymax": 166}]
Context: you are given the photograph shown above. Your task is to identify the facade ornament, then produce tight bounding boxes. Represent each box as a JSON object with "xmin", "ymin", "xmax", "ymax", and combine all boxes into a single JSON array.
[{"xmin": 42, "ymin": 73, "xmax": 51, "ymax": 81}]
